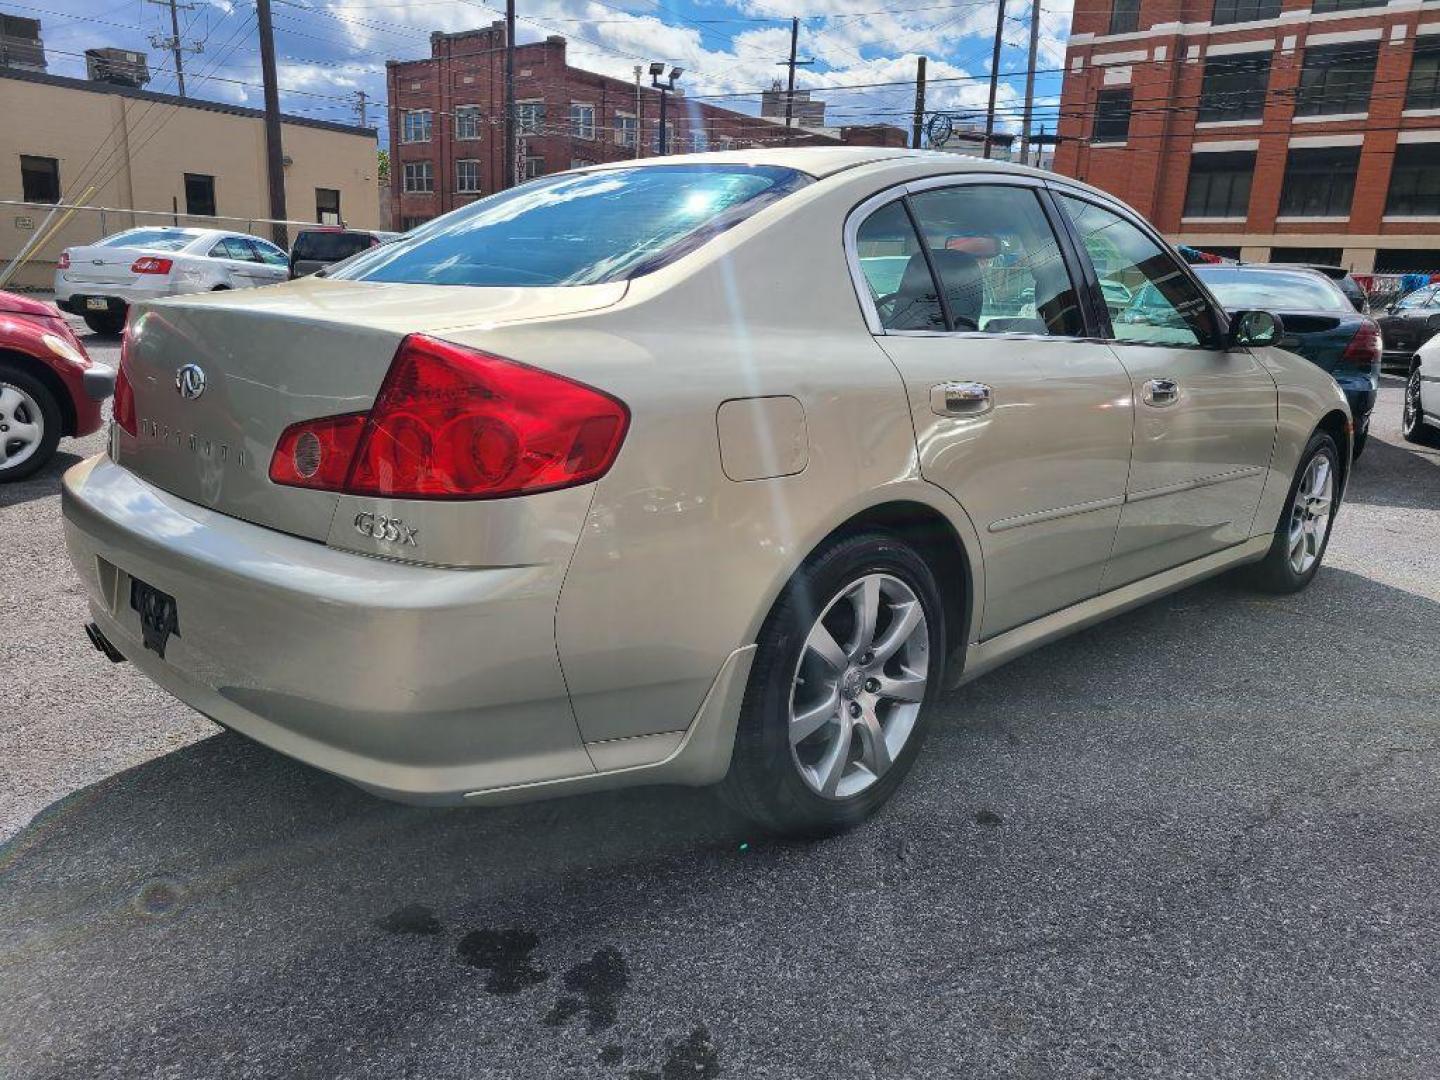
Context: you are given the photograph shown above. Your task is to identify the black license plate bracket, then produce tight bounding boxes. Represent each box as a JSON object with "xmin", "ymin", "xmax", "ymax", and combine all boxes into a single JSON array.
[{"xmin": 130, "ymin": 577, "xmax": 180, "ymax": 659}]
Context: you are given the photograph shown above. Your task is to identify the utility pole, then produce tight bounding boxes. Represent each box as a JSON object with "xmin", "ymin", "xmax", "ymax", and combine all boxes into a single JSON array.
[
  {"xmin": 147, "ymin": 0, "xmax": 202, "ymax": 98},
  {"xmin": 633, "ymin": 65, "xmax": 643, "ymax": 159},
  {"xmin": 352, "ymin": 89, "xmax": 369, "ymax": 128},
  {"xmin": 1019, "ymin": 0, "xmax": 1041, "ymax": 164},
  {"xmin": 983, "ymin": 0, "xmax": 1007, "ymax": 159},
  {"xmin": 911, "ymin": 56, "xmax": 927, "ymax": 150},
  {"xmin": 503, "ymin": 0, "xmax": 517, "ymax": 189},
  {"xmin": 777, "ymin": 18, "xmax": 813, "ymax": 147},
  {"xmin": 255, "ymin": 0, "xmax": 289, "ymax": 247}
]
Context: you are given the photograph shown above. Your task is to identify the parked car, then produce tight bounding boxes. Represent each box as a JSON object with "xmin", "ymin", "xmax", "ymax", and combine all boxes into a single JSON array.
[
  {"xmin": 1376, "ymin": 283, "xmax": 1440, "ymax": 371},
  {"xmin": 55, "ymin": 227, "xmax": 290, "ymax": 335},
  {"xmin": 62, "ymin": 151, "xmax": 1351, "ymax": 835},
  {"xmin": 1189, "ymin": 264, "xmax": 1379, "ymax": 457},
  {"xmin": 1402, "ymin": 335, "xmax": 1440, "ymax": 447},
  {"xmin": 0, "ymin": 290, "xmax": 112, "ymax": 481},
  {"xmin": 1292, "ymin": 263, "xmax": 1369, "ymax": 314},
  {"xmin": 288, "ymin": 227, "xmax": 400, "ymax": 279}
]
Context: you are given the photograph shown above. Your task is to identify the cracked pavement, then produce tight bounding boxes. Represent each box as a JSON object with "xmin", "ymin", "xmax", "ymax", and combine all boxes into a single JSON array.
[{"xmin": 3, "ymin": 326, "xmax": 1440, "ymax": 1078}]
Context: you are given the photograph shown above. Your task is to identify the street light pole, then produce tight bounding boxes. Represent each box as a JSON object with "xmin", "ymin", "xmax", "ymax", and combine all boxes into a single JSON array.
[{"xmin": 649, "ymin": 63, "xmax": 682, "ymax": 155}]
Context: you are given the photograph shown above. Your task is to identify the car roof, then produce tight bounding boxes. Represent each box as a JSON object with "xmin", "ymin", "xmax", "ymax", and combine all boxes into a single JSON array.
[{"xmin": 570, "ymin": 146, "xmax": 1052, "ymax": 181}]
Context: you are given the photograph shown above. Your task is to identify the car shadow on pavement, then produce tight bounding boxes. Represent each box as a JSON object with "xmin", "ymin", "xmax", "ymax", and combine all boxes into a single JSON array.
[
  {"xmin": 4, "ymin": 565, "xmax": 1440, "ymax": 1079},
  {"xmin": 1346, "ymin": 435, "xmax": 1440, "ymax": 512},
  {"xmin": 0, "ymin": 449, "xmax": 83, "ymax": 509}
]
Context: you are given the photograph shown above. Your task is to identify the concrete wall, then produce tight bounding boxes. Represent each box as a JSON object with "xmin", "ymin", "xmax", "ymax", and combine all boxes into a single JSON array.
[{"xmin": 1, "ymin": 74, "xmax": 379, "ymax": 289}]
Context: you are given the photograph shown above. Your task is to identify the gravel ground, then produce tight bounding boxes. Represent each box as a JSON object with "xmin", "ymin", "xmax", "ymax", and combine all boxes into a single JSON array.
[{"xmin": 3, "ymin": 323, "xmax": 1439, "ymax": 1079}]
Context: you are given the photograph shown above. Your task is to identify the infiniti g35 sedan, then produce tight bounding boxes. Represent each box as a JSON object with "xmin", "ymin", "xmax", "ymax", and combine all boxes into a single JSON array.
[{"xmin": 62, "ymin": 149, "xmax": 1352, "ymax": 835}]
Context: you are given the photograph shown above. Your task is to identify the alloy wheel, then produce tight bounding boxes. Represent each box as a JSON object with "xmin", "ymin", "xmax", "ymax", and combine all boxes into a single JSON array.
[
  {"xmin": 0, "ymin": 382, "xmax": 44, "ymax": 473},
  {"xmin": 1287, "ymin": 452, "xmax": 1334, "ymax": 576},
  {"xmin": 1403, "ymin": 369, "xmax": 1423, "ymax": 436},
  {"xmin": 788, "ymin": 573, "xmax": 930, "ymax": 800}
]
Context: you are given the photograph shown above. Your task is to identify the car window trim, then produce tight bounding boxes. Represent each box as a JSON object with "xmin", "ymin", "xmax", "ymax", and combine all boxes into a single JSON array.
[{"xmin": 843, "ymin": 173, "xmax": 1108, "ymax": 344}]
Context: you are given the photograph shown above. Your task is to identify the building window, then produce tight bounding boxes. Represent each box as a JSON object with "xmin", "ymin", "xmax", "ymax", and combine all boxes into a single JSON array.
[
  {"xmin": 1406, "ymin": 42, "xmax": 1440, "ymax": 111},
  {"xmin": 20, "ymin": 154, "xmax": 59, "ymax": 203},
  {"xmin": 403, "ymin": 160, "xmax": 434, "ymax": 193},
  {"xmin": 184, "ymin": 173, "xmax": 216, "ymax": 217},
  {"xmin": 1093, "ymin": 89, "xmax": 1132, "ymax": 143},
  {"xmin": 456, "ymin": 159, "xmax": 481, "ymax": 193},
  {"xmin": 455, "ymin": 105, "xmax": 483, "ymax": 140},
  {"xmin": 1183, "ymin": 151, "xmax": 1254, "ymax": 218},
  {"xmin": 1108, "ymin": 0, "xmax": 1139, "ymax": 34},
  {"xmin": 1295, "ymin": 42, "xmax": 1377, "ymax": 117},
  {"xmin": 570, "ymin": 103, "xmax": 595, "ymax": 139},
  {"xmin": 691, "ymin": 129, "xmax": 709, "ymax": 153},
  {"xmin": 1279, "ymin": 146, "xmax": 1360, "ymax": 217},
  {"xmin": 1211, "ymin": 0, "xmax": 1280, "ymax": 24},
  {"xmin": 400, "ymin": 215, "xmax": 430, "ymax": 231},
  {"xmin": 401, "ymin": 109, "xmax": 433, "ymax": 143},
  {"xmin": 1385, "ymin": 142, "xmax": 1440, "ymax": 216},
  {"xmin": 1311, "ymin": 0, "xmax": 1384, "ymax": 12},
  {"xmin": 718, "ymin": 135, "xmax": 734, "ymax": 151},
  {"xmin": 570, "ymin": 158, "xmax": 595, "ymax": 170},
  {"xmin": 316, "ymin": 187, "xmax": 340, "ymax": 225},
  {"xmin": 615, "ymin": 112, "xmax": 637, "ymax": 147},
  {"xmin": 524, "ymin": 156, "xmax": 545, "ymax": 179},
  {"xmin": 1197, "ymin": 54, "xmax": 1270, "ymax": 122},
  {"xmin": 650, "ymin": 122, "xmax": 676, "ymax": 154},
  {"xmin": 517, "ymin": 100, "xmax": 545, "ymax": 134}
]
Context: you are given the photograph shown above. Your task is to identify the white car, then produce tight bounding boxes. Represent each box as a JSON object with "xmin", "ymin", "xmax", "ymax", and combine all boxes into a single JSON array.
[
  {"xmin": 1402, "ymin": 339, "xmax": 1440, "ymax": 447},
  {"xmin": 55, "ymin": 227, "xmax": 289, "ymax": 335}
]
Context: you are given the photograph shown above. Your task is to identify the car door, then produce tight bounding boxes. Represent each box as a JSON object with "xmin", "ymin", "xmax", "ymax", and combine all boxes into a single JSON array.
[
  {"xmin": 204, "ymin": 237, "xmax": 252, "ymax": 287},
  {"xmin": 1051, "ymin": 191, "xmax": 1278, "ymax": 589},
  {"xmin": 245, "ymin": 238, "xmax": 291, "ymax": 283},
  {"xmin": 852, "ymin": 177, "xmax": 1136, "ymax": 638}
]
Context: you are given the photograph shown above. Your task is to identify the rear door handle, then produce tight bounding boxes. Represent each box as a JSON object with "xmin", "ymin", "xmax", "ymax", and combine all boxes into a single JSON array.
[
  {"xmin": 1142, "ymin": 378, "xmax": 1180, "ymax": 407},
  {"xmin": 930, "ymin": 381, "xmax": 993, "ymax": 417}
]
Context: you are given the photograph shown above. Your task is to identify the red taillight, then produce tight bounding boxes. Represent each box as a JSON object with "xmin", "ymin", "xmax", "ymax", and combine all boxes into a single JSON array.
[
  {"xmin": 131, "ymin": 257, "xmax": 173, "ymax": 275},
  {"xmin": 114, "ymin": 322, "xmax": 137, "ymax": 436},
  {"xmin": 1342, "ymin": 321, "xmax": 1382, "ymax": 368},
  {"xmin": 268, "ymin": 335, "xmax": 629, "ymax": 499},
  {"xmin": 57, "ymin": 251, "xmax": 70, "ymax": 270}
]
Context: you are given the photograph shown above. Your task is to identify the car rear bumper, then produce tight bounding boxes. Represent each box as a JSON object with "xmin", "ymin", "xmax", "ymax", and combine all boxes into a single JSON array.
[
  {"xmin": 61, "ymin": 454, "xmax": 601, "ymax": 804},
  {"xmin": 55, "ymin": 276, "xmax": 177, "ymax": 312},
  {"xmin": 1332, "ymin": 373, "xmax": 1377, "ymax": 422}
]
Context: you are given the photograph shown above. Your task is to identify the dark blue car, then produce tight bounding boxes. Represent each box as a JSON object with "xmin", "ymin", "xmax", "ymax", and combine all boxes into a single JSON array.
[{"xmin": 1123, "ymin": 265, "xmax": 1379, "ymax": 457}]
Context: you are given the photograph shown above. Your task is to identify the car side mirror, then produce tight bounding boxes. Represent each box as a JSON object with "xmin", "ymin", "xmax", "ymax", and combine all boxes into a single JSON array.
[{"xmin": 1228, "ymin": 309, "xmax": 1283, "ymax": 349}]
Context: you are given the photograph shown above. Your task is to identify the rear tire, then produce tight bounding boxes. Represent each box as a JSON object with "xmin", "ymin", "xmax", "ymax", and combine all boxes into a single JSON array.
[
  {"xmin": 1401, "ymin": 366, "xmax": 1440, "ymax": 447},
  {"xmin": 82, "ymin": 311, "xmax": 125, "ymax": 336},
  {"xmin": 719, "ymin": 531, "xmax": 946, "ymax": 837},
  {"xmin": 1239, "ymin": 431, "xmax": 1339, "ymax": 594},
  {"xmin": 0, "ymin": 362, "xmax": 62, "ymax": 482}
]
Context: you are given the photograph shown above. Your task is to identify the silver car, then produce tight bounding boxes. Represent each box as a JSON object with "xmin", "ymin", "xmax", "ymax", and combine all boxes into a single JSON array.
[
  {"xmin": 62, "ymin": 149, "xmax": 1352, "ymax": 835},
  {"xmin": 55, "ymin": 227, "xmax": 290, "ymax": 335}
]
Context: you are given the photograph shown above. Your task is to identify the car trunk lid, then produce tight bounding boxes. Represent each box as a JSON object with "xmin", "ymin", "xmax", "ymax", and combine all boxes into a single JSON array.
[
  {"xmin": 65, "ymin": 245, "xmax": 147, "ymax": 286},
  {"xmin": 116, "ymin": 276, "xmax": 627, "ymax": 541}
]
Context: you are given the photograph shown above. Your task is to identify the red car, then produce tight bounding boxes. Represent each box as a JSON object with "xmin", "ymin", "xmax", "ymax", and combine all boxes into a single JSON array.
[{"xmin": 0, "ymin": 290, "xmax": 113, "ymax": 482}]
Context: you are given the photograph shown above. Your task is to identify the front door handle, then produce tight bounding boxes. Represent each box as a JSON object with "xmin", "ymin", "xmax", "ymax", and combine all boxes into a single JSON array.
[
  {"xmin": 930, "ymin": 381, "xmax": 994, "ymax": 417},
  {"xmin": 1142, "ymin": 378, "xmax": 1180, "ymax": 407}
]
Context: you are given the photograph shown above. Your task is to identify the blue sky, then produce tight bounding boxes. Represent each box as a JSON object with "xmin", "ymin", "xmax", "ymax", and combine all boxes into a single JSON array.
[{"xmin": 26, "ymin": 0, "xmax": 1070, "ymax": 147}]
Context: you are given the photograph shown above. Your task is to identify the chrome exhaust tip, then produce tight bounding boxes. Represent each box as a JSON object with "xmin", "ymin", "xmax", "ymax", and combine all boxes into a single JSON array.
[{"xmin": 84, "ymin": 622, "xmax": 126, "ymax": 663}]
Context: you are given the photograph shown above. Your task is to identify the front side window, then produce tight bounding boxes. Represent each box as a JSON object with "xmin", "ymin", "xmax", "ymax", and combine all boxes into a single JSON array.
[
  {"xmin": 1279, "ymin": 146, "xmax": 1359, "ymax": 217},
  {"xmin": 1197, "ymin": 54, "xmax": 1270, "ymax": 122},
  {"xmin": 20, "ymin": 154, "xmax": 59, "ymax": 203},
  {"xmin": 455, "ymin": 105, "xmax": 483, "ymax": 141},
  {"xmin": 1094, "ymin": 90, "xmax": 1132, "ymax": 144},
  {"xmin": 1385, "ymin": 142, "xmax": 1440, "ymax": 216},
  {"xmin": 1296, "ymin": 42, "xmax": 1377, "ymax": 116},
  {"xmin": 855, "ymin": 185, "xmax": 1084, "ymax": 337},
  {"xmin": 329, "ymin": 164, "xmax": 811, "ymax": 287},
  {"xmin": 184, "ymin": 173, "xmax": 216, "ymax": 217},
  {"xmin": 1212, "ymin": 0, "xmax": 1280, "ymax": 24},
  {"xmin": 1109, "ymin": 0, "xmax": 1139, "ymax": 34},
  {"xmin": 1058, "ymin": 193, "xmax": 1219, "ymax": 347},
  {"xmin": 1183, "ymin": 151, "xmax": 1255, "ymax": 218},
  {"xmin": 252, "ymin": 238, "xmax": 289, "ymax": 266},
  {"xmin": 570, "ymin": 103, "xmax": 595, "ymax": 139},
  {"xmin": 403, "ymin": 160, "xmax": 434, "ymax": 193},
  {"xmin": 517, "ymin": 101, "xmax": 545, "ymax": 134},
  {"xmin": 456, "ymin": 159, "xmax": 481, "ymax": 194},
  {"xmin": 401, "ymin": 110, "xmax": 432, "ymax": 143}
]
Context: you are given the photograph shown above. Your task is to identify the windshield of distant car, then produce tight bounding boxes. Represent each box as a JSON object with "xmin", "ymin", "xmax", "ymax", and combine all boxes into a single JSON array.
[
  {"xmin": 1195, "ymin": 267, "xmax": 1352, "ymax": 312},
  {"xmin": 292, "ymin": 231, "xmax": 376, "ymax": 262},
  {"xmin": 97, "ymin": 229, "xmax": 199, "ymax": 252},
  {"xmin": 328, "ymin": 165, "xmax": 812, "ymax": 287}
]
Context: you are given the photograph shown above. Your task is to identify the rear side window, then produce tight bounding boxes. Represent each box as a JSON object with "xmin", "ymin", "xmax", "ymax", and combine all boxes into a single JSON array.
[
  {"xmin": 293, "ymin": 231, "xmax": 374, "ymax": 262},
  {"xmin": 99, "ymin": 229, "xmax": 196, "ymax": 252},
  {"xmin": 329, "ymin": 165, "xmax": 811, "ymax": 287},
  {"xmin": 855, "ymin": 185, "xmax": 1084, "ymax": 336}
]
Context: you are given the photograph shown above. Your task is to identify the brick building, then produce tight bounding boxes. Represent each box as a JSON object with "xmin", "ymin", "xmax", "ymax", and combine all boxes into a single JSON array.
[
  {"xmin": 1055, "ymin": 0, "xmax": 1440, "ymax": 272},
  {"xmin": 387, "ymin": 25, "xmax": 905, "ymax": 228}
]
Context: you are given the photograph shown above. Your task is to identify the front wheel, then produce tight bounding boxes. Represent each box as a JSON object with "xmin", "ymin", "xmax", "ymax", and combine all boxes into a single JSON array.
[
  {"xmin": 1239, "ymin": 432, "xmax": 1339, "ymax": 594},
  {"xmin": 0, "ymin": 363, "xmax": 62, "ymax": 482},
  {"xmin": 1401, "ymin": 366, "xmax": 1440, "ymax": 447},
  {"xmin": 719, "ymin": 531, "xmax": 946, "ymax": 837}
]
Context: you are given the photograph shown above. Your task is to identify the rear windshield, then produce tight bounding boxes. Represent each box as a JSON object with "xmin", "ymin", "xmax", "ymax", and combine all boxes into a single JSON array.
[
  {"xmin": 293, "ymin": 231, "xmax": 375, "ymax": 262},
  {"xmin": 329, "ymin": 164, "xmax": 811, "ymax": 287},
  {"xmin": 98, "ymin": 229, "xmax": 198, "ymax": 252},
  {"xmin": 1195, "ymin": 267, "xmax": 1352, "ymax": 312}
]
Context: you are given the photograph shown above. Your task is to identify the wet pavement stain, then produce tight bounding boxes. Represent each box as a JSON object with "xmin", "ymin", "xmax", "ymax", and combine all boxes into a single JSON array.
[
  {"xmin": 629, "ymin": 1025, "xmax": 721, "ymax": 1080},
  {"xmin": 375, "ymin": 903, "xmax": 442, "ymax": 936},
  {"xmin": 599, "ymin": 1044, "xmax": 625, "ymax": 1066},
  {"xmin": 455, "ymin": 927, "xmax": 549, "ymax": 994},
  {"xmin": 974, "ymin": 808, "xmax": 1005, "ymax": 827},
  {"xmin": 548, "ymin": 946, "xmax": 630, "ymax": 1032}
]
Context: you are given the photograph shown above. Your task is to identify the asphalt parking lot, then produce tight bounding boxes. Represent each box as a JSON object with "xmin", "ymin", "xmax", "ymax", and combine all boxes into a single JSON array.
[{"xmin": 3, "ymin": 322, "xmax": 1440, "ymax": 1079}]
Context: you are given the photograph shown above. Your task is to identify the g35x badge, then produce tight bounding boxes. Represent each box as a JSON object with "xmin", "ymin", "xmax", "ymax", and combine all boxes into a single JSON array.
[{"xmin": 354, "ymin": 511, "xmax": 419, "ymax": 547}]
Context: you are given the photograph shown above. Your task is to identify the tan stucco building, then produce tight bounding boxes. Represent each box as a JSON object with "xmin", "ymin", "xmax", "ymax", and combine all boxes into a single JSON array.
[{"xmin": 1, "ymin": 68, "xmax": 379, "ymax": 288}]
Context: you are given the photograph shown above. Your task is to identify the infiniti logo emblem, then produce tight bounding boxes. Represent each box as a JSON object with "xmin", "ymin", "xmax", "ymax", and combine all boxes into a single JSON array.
[{"xmin": 175, "ymin": 364, "xmax": 206, "ymax": 400}]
